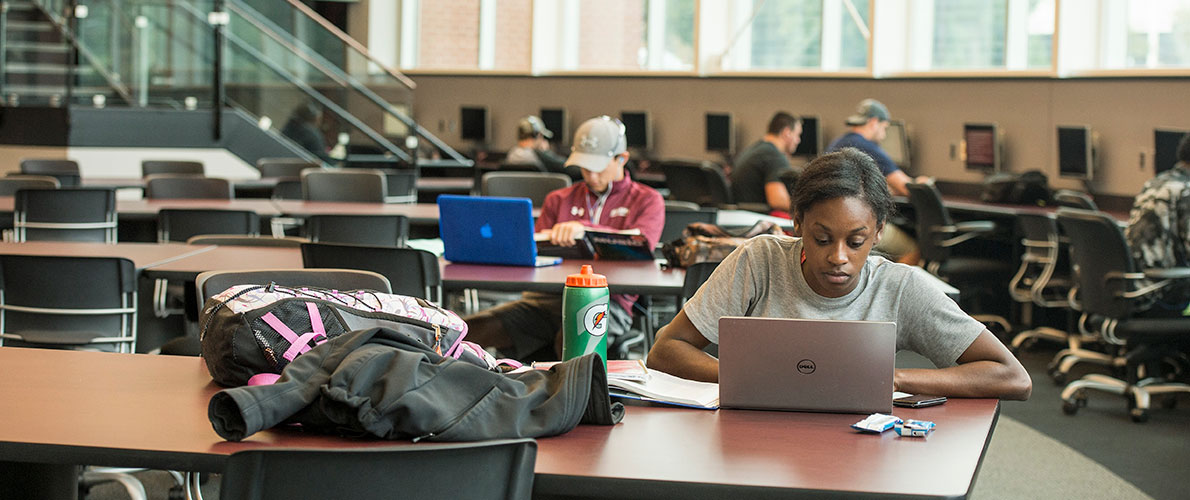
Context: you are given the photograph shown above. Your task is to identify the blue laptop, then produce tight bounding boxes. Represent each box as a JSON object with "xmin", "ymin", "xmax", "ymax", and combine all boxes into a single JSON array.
[{"xmin": 437, "ymin": 195, "xmax": 563, "ymax": 267}]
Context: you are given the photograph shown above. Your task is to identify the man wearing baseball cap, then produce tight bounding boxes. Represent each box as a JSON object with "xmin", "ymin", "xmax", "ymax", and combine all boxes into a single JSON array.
[
  {"xmin": 505, "ymin": 115, "xmax": 576, "ymax": 178},
  {"xmin": 464, "ymin": 115, "xmax": 665, "ymax": 361}
]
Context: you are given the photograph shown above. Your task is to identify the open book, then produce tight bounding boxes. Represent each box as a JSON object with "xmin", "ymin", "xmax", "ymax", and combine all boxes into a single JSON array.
[
  {"xmin": 535, "ymin": 228, "xmax": 653, "ymax": 260},
  {"xmin": 608, "ymin": 369, "xmax": 720, "ymax": 409},
  {"xmin": 532, "ymin": 359, "xmax": 649, "ymax": 382}
]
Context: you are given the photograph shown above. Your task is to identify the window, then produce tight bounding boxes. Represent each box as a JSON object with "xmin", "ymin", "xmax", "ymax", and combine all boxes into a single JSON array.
[
  {"xmin": 1123, "ymin": 0, "xmax": 1190, "ymax": 68},
  {"xmin": 396, "ymin": 0, "xmax": 532, "ymax": 71},
  {"xmin": 534, "ymin": 0, "xmax": 694, "ymax": 73}
]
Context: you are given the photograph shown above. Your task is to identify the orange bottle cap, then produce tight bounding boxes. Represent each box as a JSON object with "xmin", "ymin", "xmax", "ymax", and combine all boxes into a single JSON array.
[{"xmin": 566, "ymin": 264, "xmax": 607, "ymax": 287}]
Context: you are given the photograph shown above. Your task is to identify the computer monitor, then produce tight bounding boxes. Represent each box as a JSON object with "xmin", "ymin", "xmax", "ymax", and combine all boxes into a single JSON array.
[
  {"xmin": 792, "ymin": 116, "xmax": 821, "ymax": 157},
  {"xmin": 880, "ymin": 120, "xmax": 910, "ymax": 170},
  {"xmin": 1155, "ymin": 128, "xmax": 1187, "ymax": 176},
  {"xmin": 620, "ymin": 111, "xmax": 651, "ymax": 150},
  {"xmin": 963, "ymin": 123, "xmax": 1001, "ymax": 173},
  {"xmin": 540, "ymin": 108, "xmax": 568, "ymax": 147},
  {"xmin": 705, "ymin": 113, "xmax": 734, "ymax": 153},
  {"xmin": 1057, "ymin": 125, "xmax": 1094, "ymax": 181},
  {"xmin": 459, "ymin": 106, "xmax": 489, "ymax": 142}
]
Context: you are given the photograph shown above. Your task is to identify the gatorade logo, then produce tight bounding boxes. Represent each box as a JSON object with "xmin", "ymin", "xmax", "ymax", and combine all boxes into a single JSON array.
[{"xmin": 583, "ymin": 303, "xmax": 609, "ymax": 337}]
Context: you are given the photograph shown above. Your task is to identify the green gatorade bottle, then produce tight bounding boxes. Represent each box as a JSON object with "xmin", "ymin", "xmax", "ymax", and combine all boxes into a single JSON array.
[{"xmin": 561, "ymin": 265, "xmax": 610, "ymax": 368}]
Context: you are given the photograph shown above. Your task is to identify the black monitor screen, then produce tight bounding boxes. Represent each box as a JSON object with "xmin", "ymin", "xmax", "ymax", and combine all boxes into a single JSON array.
[
  {"xmin": 1057, "ymin": 126, "xmax": 1092, "ymax": 180},
  {"xmin": 1155, "ymin": 128, "xmax": 1187, "ymax": 176},
  {"xmin": 460, "ymin": 107, "xmax": 488, "ymax": 142},
  {"xmin": 793, "ymin": 116, "xmax": 821, "ymax": 157},
  {"xmin": 540, "ymin": 108, "xmax": 567, "ymax": 146},
  {"xmin": 964, "ymin": 123, "xmax": 998, "ymax": 172},
  {"xmin": 881, "ymin": 120, "xmax": 910, "ymax": 168},
  {"xmin": 705, "ymin": 113, "xmax": 733, "ymax": 152},
  {"xmin": 620, "ymin": 111, "xmax": 650, "ymax": 149}
]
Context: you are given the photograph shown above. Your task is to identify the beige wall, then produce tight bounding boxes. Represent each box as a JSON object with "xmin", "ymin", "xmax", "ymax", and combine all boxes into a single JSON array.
[{"xmin": 407, "ymin": 75, "xmax": 1190, "ymax": 197}]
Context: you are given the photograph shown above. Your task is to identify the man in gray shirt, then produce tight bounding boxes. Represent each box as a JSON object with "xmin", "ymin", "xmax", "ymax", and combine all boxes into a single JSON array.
[
  {"xmin": 648, "ymin": 148, "xmax": 1031, "ymax": 400},
  {"xmin": 729, "ymin": 112, "xmax": 802, "ymax": 213}
]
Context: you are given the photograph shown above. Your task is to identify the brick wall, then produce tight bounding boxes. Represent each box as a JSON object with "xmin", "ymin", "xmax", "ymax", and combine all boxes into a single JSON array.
[
  {"xmin": 418, "ymin": 0, "xmax": 480, "ymax": 68},
  {"xmin": 493, "ymin": 0, "xmax": 532, "ymax": 70},
  {"xmin": 579, "ymin": 1, "xmax": 646, "ymax": 69}
]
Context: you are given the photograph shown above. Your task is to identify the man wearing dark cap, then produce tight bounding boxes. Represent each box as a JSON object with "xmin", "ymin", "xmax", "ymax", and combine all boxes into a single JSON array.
[
  {"xmin": 464, "ymin": 115, "xmax": 665, "ymax": 361},
  {"xmin": 826, "ymin": 98, "xmax": 925, "ymax": 197},
  {"xmin": 506, "ymin": 115, "xmax": 577, "ymax": 178}
]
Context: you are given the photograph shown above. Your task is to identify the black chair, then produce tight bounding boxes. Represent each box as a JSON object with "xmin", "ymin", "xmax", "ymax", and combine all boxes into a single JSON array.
[
  {"xmin": 145, "ymin": 175, "xmax": 232, "ymax": 199},
  {"xmin": 1053, "ymin": 189, "xmax": 1098, "ymax": 210},
  {"xmin": 0, "ymin": 255, "xmax": 136, "ymax": 352},
  {"xmin": 19, "ymin": 158, "xmax": 80, "ymax": 187},
  {"xmin": 257, "ymin": 158, "xmax": 319, "ymax": 178},
  {"xmin": 380, "ymin": 168, "xmax": 419, "ymax": 204},
  {"xmin": 1055, "ymin": 208, "xmax": 1190, "ymax": 422},
  {"xmin": 271, "ymin": 177, "xmax": 304, "ymax": 200},
  {"xmin": 905, "ymin": 182, "xmax": 1013, "ymax": 332},
  {"xmin": 1008, "ymin": 213, "xmax": 1074, "ymax": 352},
  {"xmin": 13, "ymin": 188, "xmax": 118, "ymax": 242},
  {"xmin": 187, "ymin": 234, "xmax": 309, "ymax": 247},
  {"xmin": 0, "ymin": 175, "xmax": 59, "ymax": 195},
  {"xmin": 142, "ymin": 160, "xmax": 204, "ymax": 177},
  {"xmin": 302, "ymin": 214, "xmax": 409, "ymax": 247},
  {"xmin": 661, "ymin": 202, "xmax": 718, "ymax": 246},
  {"xmin": 219, "ymin": 439, "xmax": 536, "ymax": 500},
  {"xmin": 683, "ymin": 261, "xmax": 721, "ymax": 356},
  {"xmin": 498, "ymin": 161, "xmax": 546, "ymax": 172},
  {"xmin": 480, "ymin": 172, "xmax": 571, "ymax": 208},
  {"xmin": 301, "ymin": 242, "xmax": 441, "ymax": 302},
  {"xmin": 157, "ymin": 209, "xmax": 261, "ymax": 243},
  {"xmin": 301, "ymin": 169, "xmax": 387, "ymax": 202},
  {"xmin": 659, "ymin": 160, "xmax": 732, "ymax": 208}
]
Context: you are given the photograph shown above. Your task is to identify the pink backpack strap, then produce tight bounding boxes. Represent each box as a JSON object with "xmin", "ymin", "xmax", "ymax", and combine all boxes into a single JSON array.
[{"xmin": 261, "ymin": 302, "xmax": 329, "ymax": 362}]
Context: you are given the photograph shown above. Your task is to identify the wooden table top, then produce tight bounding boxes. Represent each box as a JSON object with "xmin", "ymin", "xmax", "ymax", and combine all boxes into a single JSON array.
[
  {"xmin": 0, "ymin": 241, "xmax": 213, "ymax": 270},
  {"xmin": 0, "ymin": 348, "xmax": 998, "ymax": 499}
]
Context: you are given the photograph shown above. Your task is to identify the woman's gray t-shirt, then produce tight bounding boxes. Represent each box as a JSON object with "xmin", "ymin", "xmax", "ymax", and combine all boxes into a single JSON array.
[{"xmin": 684, "ymin": 235, "xmax": 985, "ymax": 368}]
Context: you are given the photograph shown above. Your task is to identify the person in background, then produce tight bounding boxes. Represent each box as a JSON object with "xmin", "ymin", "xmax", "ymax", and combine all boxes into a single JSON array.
[
  {"xmin": 1125, "ymin": 133, "xmax": 1190, "ymax": 316},
  {"xmin": 729, "ymin": 112, "xmax": 802, "ymax": 214},
  {"xmin": 281, "ymin": 102, "xmax": 335, "ymax": 165},
  {"xmin": 826, "ymin": 99, "xmax": 924, "ymax": 263},
  {"xmin": 647, "ymin": 148, "xmax": 1031, "ymax": 401},
  {"xmin": 464, "ymin": 116, "xmax": 665, "ymax": 362},
  {"xmin": 505, "ymin": 115, "xmax": 581, "ymax": 180}
]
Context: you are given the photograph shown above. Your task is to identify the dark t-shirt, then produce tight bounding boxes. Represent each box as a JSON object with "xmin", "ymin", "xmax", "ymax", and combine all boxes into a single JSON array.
[
  {"xmin": 729, "ymin": 140, "xmax": 792, "ymax": 205},
  {"xmin": 826, "ymin": 132, "xmax": 900, "ymax": 177}
]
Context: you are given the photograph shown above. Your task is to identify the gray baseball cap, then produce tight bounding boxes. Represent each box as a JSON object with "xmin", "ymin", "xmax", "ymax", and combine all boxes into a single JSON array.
[
  {"xmin": 565, "ymin": 116, "xmax": 626, "ymax": 173},
  {"xmin": 517, "ymin": 116, "xmax": 553, "ymax": 139},
  {"xmin": 845, "ymin": 98, "xmax": 891, "ymax": 126}
]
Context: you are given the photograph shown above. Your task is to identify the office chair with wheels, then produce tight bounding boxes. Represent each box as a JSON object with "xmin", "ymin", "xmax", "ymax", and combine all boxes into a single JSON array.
[
  {"xmin": 660, "ymin": 160, "xmax": 732, "ymax": 208},
  {"xmin": 258, "ymin": 158, "xmax": 319, "ymax": 178},
  {"xmin": 19, "ymin": 158, "xmax": 80, "ymax": 187},
  {"xmin": 142, "ymin": 160, "xmax": 204, "ymax": 177},
  {"xmin": 1053, "ymin": 189, "xmax": 1099, "ymax": 210},
  {"xmin": 905, "ymin": 182, "xmax": 1013, "ymax": 333},
  {"xmin": 145, "ymin": 175, "xmax": 232, "ymax": 199},
  {"xmin": 219, "ymin": 439, "xmax": 536, "ymax": 500},
  {"xmin": 480, "ymin": 171, "xmax": 571, "ymax": 208},
  {"xmin": 301, "ymin": 243, "xmax": 441, "ymax": 303},
  {"xmin": 1055, "ymin": 208, "xmax": 1190, "ymax": 422},
  {"xmin": 1009, "ymin": 213, "xmax": 1075, "ymax": 352},
  {"xmin": 303, "ymin": 214, "xmax": 410, "ymax": 247},
  {"xmin": 13, "ymin": 188, "xmax": 118, "ymax": 242},
  {"xmin": 301, "ymin": 169, "xmax": 387, "ymax": 202},
  {"xmin": 0, "ymin": 175, "xmax": 59, "ymax": 196}
]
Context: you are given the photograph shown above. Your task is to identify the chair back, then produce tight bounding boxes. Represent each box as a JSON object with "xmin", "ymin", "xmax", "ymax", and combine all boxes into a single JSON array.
[
  {"xmin": 381, "ymin": 168, "xmax": 419, "ymax": 204},
  {"xmin": 186, "ymin": 235, "xmax": 308, "ymax": 247},
  {"xmin": 19, "ymin": 159, "xmax": 80, "ymax": 187},
  {"xmin": 0, "ymin": 175, "xmax": 60, "ymax": 196},
  {"xmin": 0, "ymin": 255, "xmax": 137, "ymax": 352},
  {"xmin": 1053, "ymin": 189, "xmax": 1098, "ymax": 210},
  {"xmin": 257, "ymin": 158, "xmax": 319, "ymax": 178},
  {"xmin": 682, "ymin": 262, "xmax": 720, "ymax": 302},
  {"xmin": 498, "ymin": 162, "xmax": 546, "ymax": 172},
  {"xmin": 1009, "ymin": 213, "xmax": 1064, "ymax": 305},
  {"xmin": 905, "ymin": 182, "xmax": 956, "ymax": 264},
  {"xmin": 157, "ymin": 209, "xmax": 261, "ymax": 243},
  {"xmin": 13, "ymin": 188, "xmax": 117, "ymax": 242},
  {"xmin": 302, "ymin": 169, "xmax": 387, "ymax": 202},
  {"xmin": 196, "ymin": 269, "xmax": 392, "ymax": 312},
  {"xmin": 480, "ymin": 171, "xmax": 571, "ymax": 208},
  {"xmin": 1055, "ymin": 208, "xmax": 1137, "ymax": 319},
  {"xmin": 304, "ymin": 214, "xmax": 409, "ymax": 247},
  {"xmin": 660, "ymin": 160, "xmax": 731, "ymax": 207},
  {"xmin": 271, "ymin": 178, "xmax": 304, "ymax": 200},
  {"xmin": 661, "ymin": 205, "xmax": 717, "ymax": 245},
  {"xmin": 301, "ymin": 242, "xmax": 441, "ymax": 301},
  {"xmin": 145, "ymin": 175, "xmax": 232, "ymax": 199},
  {"xmin": 142, "ymin": 160, "xmax": 204, "ymax": 177},
  {"xmin": 219, "ymin": 439, "xmax": 536, "ymax": 500}
]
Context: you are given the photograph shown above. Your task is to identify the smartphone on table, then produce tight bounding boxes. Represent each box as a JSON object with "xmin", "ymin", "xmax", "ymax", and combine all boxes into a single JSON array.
[{"xmin": 893, "ymin": 394, "xmax": 947, "ymax": 408}]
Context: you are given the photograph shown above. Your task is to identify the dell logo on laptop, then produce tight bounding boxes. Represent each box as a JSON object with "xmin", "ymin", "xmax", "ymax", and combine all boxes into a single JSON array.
[{"xmin": 797, "ymin": 359, "xmax": 816, "ymax": 374}]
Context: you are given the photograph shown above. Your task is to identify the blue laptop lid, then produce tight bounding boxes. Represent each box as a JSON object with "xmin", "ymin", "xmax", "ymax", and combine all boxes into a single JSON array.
[{"xmin": 438, "ymin": 195, "xmax": 543, "ymax": 266}]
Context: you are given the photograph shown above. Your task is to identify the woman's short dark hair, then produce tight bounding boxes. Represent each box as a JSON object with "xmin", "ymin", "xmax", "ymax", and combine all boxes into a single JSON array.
[{"xmin": 791, "ymin": 147, "xmax": 896, "ymax": 226}]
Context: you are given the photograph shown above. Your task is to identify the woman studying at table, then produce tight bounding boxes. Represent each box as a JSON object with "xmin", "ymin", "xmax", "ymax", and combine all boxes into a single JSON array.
[{"xmin": 646, "ymin": 148, "xmax": 1032, "ymax": 400}]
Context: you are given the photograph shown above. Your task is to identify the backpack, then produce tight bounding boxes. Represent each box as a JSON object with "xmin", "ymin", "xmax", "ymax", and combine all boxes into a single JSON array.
[
  {"xmin": 980, "ymin": 170, "xmax": 1052, "ymax": 206},
  {"xmin": 660, "ymin": 220, "xmax": 785, "ymax": 268},
  {"xmin": 199, "ymin": 283, "xmax": 509, "ymax": 387}
]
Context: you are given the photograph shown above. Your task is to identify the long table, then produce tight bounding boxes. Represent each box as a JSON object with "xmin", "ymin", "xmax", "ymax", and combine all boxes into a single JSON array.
[
  {"xmin": 0, "ymin": 241, "xmax": 213, "ymax": 270},
  {"xmin": 0, "ymin": 347, "xmax": 1000, "ymax": 499}
]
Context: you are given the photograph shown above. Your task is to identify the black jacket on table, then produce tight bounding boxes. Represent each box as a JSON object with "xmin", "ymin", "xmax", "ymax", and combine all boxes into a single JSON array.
[{"xmin": 209, "ymin": 327, "xmax": 624, "ymax": 442}]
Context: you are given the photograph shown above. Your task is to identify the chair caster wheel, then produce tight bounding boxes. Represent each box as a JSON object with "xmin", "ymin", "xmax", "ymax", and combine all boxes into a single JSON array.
[
  {"xmin": 1062, "ymin": 400, "xmax": 1079, "ymax": 415},
  {"xmin": 1130, "ymin": 407, "xmax": 1149, "ymax": 423},
  {"xmin": 1050, "ymin": 370, "xmax": 1066, "ymax": 385}
]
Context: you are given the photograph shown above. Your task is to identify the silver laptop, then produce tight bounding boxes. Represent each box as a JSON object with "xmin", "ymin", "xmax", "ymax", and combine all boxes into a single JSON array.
[{"xmin": 718, "ymin": 317, "xmax": 896, "ymax": 414}]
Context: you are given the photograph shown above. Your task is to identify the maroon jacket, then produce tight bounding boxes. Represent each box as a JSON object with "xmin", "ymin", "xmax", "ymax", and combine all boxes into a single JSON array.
[{"xmin": 537, "ymin": 174, "xmax": 665, "ymax": 314}]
